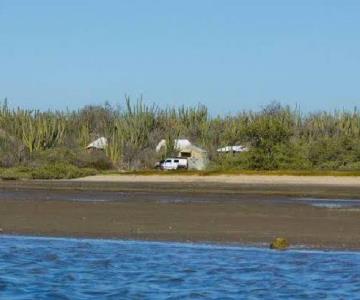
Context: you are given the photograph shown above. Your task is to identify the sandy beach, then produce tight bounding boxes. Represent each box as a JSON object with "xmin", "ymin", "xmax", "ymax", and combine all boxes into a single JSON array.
[
  {"xmin": 0, "ymin": 175, "xmax": 359, "ymax": 250},
  {"xmin": 76, "ymin": 174, "xmax": 360, "ymax": 186}
]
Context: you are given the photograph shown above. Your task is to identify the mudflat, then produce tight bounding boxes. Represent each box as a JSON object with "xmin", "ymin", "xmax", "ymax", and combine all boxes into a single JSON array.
[{"xmin": 0, "ymin": 178, "xmax": 359, "ymax": 250}]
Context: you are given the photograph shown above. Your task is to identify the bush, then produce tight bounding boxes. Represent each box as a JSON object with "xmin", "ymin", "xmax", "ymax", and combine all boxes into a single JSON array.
[
  {"xmin": 308, "ymin": 137, "xmax": 360, "ymax": 170},
  {"xmin": 30, "ymin": 163, "xmax": 97, "ymax": 179},
  {"xmin": 0, "ymin": 164, "xmax": 97, "ymax": 180},
  {"xmin": 212, "ymin": 152, "xmax": 251, "ymax": 170},
  {"xmin": 0, "ymin": 166, "xmax": 32, "ymax": 180},
  {"xmin": 73, "ymin": 150, "xmax": 113, "ymax": 170},
  {"xmin": 339, "ymin": 162, "xmax": 360, "ymax": 171},
  {"xmin": 0, "ymin": 135, "xmax": 28, "ymax": 168},
  {"xmin": 31, "ymin": 147, "xmax": 113, "ymax": 170}
]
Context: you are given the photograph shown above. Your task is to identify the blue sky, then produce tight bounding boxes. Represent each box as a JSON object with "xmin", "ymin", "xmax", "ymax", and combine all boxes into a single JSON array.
[{"xmin": 0, "ymin": 0, "xmax": 359, "ymax": 114}]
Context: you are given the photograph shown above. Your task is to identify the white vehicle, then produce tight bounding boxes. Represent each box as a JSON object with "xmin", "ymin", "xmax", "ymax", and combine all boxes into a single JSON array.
[{"xmin": 159, "ymin": 157, "xmax": 188, "ymax": 170}]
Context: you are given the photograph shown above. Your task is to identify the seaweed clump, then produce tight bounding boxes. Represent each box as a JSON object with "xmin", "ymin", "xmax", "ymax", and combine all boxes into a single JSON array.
[{"xmin": 270, "ymin": 237, "xmax": 289, "ymax": 250}]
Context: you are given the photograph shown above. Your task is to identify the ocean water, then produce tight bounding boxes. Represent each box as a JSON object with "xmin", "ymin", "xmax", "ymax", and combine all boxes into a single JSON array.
[
  {"xmin": 290, "ymin": 198, "xmax": 360, "ymax": 209},
  {"xmin": 0, "ymin": 236, "xmax": 359, "ymax": 299}
]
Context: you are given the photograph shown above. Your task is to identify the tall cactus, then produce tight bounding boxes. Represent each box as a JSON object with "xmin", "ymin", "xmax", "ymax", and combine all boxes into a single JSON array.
[
  {"xmin": 18, "ymin": 111, "xmax": 66, "ymax": 153},
  {"xmin": 105, "ymin": 119, "xmax": 123, "ymax": 165}
]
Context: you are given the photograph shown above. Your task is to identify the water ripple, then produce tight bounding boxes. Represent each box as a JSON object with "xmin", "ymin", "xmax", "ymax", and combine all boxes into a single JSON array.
[{"xmin": 0, "ymin": 236, "xmax": 359, "ymax": 299}]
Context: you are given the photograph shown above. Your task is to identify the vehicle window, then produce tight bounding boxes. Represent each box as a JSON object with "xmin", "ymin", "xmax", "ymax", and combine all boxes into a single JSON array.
[
  {"xmin": 174, "ymin": 160, "xmax": 179, "ymax": 163},
  {"xmin": 180, "ymin": 152, "xmax": 191, "ymax": 158},
  {"xmin": 165, "ymin": 160, "xmax": 172, "ymax": 163}
]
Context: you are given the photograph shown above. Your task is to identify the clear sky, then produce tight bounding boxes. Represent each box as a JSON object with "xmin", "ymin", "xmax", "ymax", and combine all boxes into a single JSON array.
[{"xmin": 0, "ymin": 0, "xmax": 359, "ymax": 114}]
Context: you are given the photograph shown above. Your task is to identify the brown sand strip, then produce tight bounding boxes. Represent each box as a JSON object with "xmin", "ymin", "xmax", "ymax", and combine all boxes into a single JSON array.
[
  {"xmin": 0, "ymin": 184, "xmax": 359, "ymax": 250},
  {"xmin": 2, "ymin": 176, "xmax": 360, "ymax": 198}
]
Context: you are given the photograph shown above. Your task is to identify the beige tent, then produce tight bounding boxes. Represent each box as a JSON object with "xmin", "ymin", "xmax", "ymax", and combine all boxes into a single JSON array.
[{"xmin": 178, "ymin": 145, "xmax": 208, "ymax": 170}]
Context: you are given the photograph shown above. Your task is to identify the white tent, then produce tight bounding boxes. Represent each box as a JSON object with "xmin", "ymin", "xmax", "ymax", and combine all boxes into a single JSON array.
[
  {"xmin": 86, "ymin": 137, "xmax": 108, "ymax": 150},
  {"xmin": 155, "ymin": 139, "xmax": 192, "ymax": 152},
  {"xmin": 217, "ymin": 145, "xmax": 248, "ymax": 153}
]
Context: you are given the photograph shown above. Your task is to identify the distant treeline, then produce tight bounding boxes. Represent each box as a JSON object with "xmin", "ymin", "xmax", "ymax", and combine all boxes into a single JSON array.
[{"xmin": 1, "ymin": 98, "xmax": 360, "ymax": 174}]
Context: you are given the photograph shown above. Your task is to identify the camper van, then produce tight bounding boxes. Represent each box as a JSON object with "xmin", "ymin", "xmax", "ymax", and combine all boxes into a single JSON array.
[{"xmin": 158, "ymin": 157, "xmax": 188, "ymax": 170}]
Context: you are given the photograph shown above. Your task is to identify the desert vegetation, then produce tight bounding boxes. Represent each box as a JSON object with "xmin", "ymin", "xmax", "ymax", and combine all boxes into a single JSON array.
[{"xmin": 1, "ymin": 97, "xmax": 360, "ymax": 179}]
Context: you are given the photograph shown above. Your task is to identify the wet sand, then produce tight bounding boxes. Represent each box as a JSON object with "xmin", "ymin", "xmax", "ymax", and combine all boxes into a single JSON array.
[{"xmin": 0, "ymin": 179, "xmax": 359, "ymax": 250}]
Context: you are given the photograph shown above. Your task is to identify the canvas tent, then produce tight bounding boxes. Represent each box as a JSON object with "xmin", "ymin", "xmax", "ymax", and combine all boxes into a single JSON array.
[
  {"xmin": 86, "ymin": 137, "xmax": 108, "ymax": 150},
  {"xmin": 155, "ymin": 139, "xmax": 192, "ymax": 152},
  {"xmin": 217, "ymin": 145, "xmax": 248, "ymax": 153},
  {"xmin": 178, "ymin": 145, "xmax": 208, "ymax": 170}
]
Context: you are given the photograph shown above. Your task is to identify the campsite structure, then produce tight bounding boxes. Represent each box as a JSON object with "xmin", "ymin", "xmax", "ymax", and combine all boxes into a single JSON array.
[
  {"xmin": 155, "ymin": 139, "xmax": 192, "ymax": 152},
  {"xmin": 177, "ymin": 145, "xmax": 208, "ymax": 170},
  {"xmin": 86, "ymin": 137, "xmax": 108, "ymax": 151},
  {"xmin": 217, "ymin": 145, "xmax": 249, "ymax": 153},
  {"xmin": 155, "ymin": 139, "xmax": 208, "ymax": 170}
]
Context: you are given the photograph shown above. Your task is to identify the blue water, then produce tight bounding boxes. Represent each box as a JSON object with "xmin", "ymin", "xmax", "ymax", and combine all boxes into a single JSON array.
[{"xmin": 0, "ymin": 236, "xmax": 359, "ymax": 299}]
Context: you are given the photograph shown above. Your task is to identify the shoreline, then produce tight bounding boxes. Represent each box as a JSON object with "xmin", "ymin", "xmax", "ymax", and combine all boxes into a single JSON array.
[
  {"xmin": 3, "ymin": 234, "xmax": 360, "ymax": 253},
  {"xmin": 2, "ymin": 173, "xmax": 360, "ymax": 198}
]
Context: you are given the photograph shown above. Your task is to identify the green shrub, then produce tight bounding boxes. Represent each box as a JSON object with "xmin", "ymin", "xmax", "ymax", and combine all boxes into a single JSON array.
[
  {"xmin": 73, "ymin": 150, "xmax": 113, "ymax": 170},
  {"xmin": 339, "ymin": 162, "xmax": 360, "ymax": 171},
  {"xmin": 0, "ymin": 164, "xmax": 97, "ymax": 180},
  {"xmin": 30, "ymin": 163, "xmax": 97, "ymax": 179},
  {"xmin": 31, "ymin": 147, "xmax": 112, "ymax": 170},
  {"xmin": 212, "ymin": 152, "xmax": 251, "ymax": 170},
  {"xmin": 0, "ymin": 167, "xmax": 32, "ymax": 180},
  {"xmin": 31, "ymin": 147, "xmax": 76, "ymax": 165}
]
